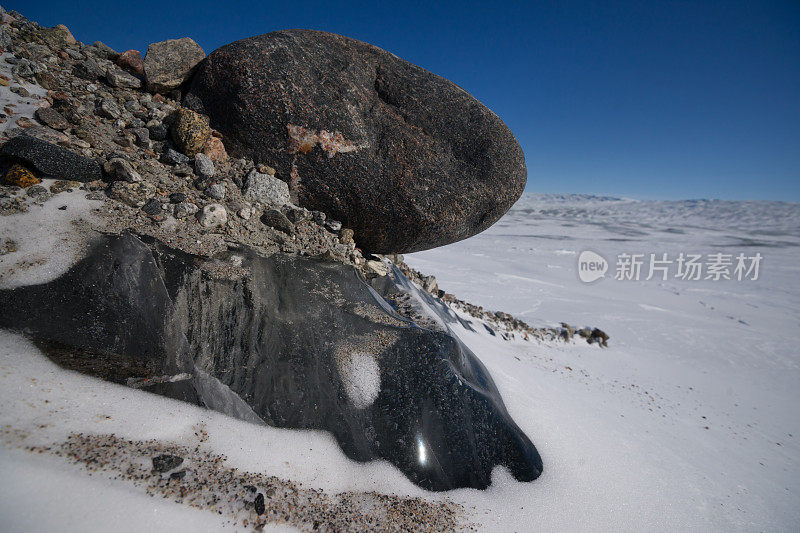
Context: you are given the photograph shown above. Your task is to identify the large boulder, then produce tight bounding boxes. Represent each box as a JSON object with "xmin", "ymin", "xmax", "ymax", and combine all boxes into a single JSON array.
[
  {"xmin": 144, "ymin": 37, "xmax": 205, "ymax": 93},
  {"xmin": 185, "ymin": 30, "xmax": 526, "ymax": 253}
]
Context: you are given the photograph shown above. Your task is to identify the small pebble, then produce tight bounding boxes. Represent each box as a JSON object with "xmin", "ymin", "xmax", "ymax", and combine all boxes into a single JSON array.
[
  {"xmin": 174, "ymin": 201, "xmax": 199, "ymax": 219},
  {"xmin": 194, "ymin": 153, "xmax": 215, "ymax": 179},
  {"xmin": 204, "ymin": 182, "xmax": 225, "ymax": 200},
  {"xmin": 161, "ymin": 148, "xmax": 189, "ymax": 166},
  {"xmin": 255, "ymin": 493, "xmax": 265, "ymax": 515},
  {"xmin": 152, "ymin": 454, "xmax": 183, "ymax": 472},
  {"xmin": 197, "ymin": 203, "xmax": 227, "ymax": 228},
  {"xmin": 142, "ymin": 199, "xmax": 163, "ymax": 216}
]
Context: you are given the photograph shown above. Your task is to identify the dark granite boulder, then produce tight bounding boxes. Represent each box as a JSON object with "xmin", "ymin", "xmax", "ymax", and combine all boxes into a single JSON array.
[
  {"xmin": 185, "ymin": 30, "xmax": 526, "ymax": 253},
  {"xmin": 0, "ymin": 232, "xmax": 543, "ymax": 491},
  {"xmin": 1, "ymin": 135, "xmax": 102, "ymax": 182}
]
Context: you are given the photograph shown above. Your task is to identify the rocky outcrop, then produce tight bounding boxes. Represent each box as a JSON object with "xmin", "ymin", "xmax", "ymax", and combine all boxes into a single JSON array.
[
  {"xmin": 185, "ymin": 30, "xmax": 527, "ymax": 253},
  {"xmin": 16, "ymin": 24, "xmax": 73, "ymax": 50},
  {"xmin": 0, "ymin": 232, "xmax": 543, "ymax": 491}
]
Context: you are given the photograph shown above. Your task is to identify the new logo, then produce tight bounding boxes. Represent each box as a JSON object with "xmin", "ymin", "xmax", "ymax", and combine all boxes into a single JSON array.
[{"xmin": 578, "ymin": 250, "xmax": 608, "ymax": 283}]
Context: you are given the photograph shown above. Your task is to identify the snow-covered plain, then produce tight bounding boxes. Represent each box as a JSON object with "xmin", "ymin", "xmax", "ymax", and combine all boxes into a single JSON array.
[
  {"xmin": 406, "ymin": 194, "xmax": 800, "ymax": 530},
  {"xmin": 1, "ymin": 192, "xmax": 798, "ymax": 531}
]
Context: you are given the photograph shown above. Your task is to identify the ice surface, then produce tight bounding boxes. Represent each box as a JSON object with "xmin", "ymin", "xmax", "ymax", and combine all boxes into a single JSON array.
[{"xmin": 0, "ymin": 331, "xmax": 457, "ymax": 531}]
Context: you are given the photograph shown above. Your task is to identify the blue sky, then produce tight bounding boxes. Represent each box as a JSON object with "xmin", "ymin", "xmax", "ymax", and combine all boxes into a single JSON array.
[{"xmin": 8, "ymin": 0, "xmax": 800, "ymax": 201}]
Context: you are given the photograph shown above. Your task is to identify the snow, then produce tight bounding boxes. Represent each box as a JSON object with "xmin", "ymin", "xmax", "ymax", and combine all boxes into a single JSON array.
[
  {"xmin": 1, "ymin": 192, "xmax": 798, "ymax": 530},
  {"xmin": 406, "ymin": 193, "xmax": 800, "ymax": 530},
  {"xmin": 337, "ymin": 351, "xmax": 381, "ymax": 409},
  {"xmin": 0, "ymin": 52, "xmax": 48, "ymax": 139},
  {"xmin": 0, "ymin": 449, "xmax": 246, "ymax": 533},
  {"xmin": 0, "ymin": 180, "xmax": 102, "ymax": 289}
]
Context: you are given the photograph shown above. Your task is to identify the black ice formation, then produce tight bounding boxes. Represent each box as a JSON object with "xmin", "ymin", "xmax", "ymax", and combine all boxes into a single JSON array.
[{"xmin": 0, "ymin": 232, "xmax": 543, "ymax": 490}]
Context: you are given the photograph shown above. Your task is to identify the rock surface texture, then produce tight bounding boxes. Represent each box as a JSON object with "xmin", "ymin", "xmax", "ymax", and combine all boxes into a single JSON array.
[
  {"xmin": 0, "ymin": 232, "xmax": 543, "ymax": 491},
  {"xmin": 185, "ymin": 30, "xmax": 527, "ymax": 253},
  {"xmin": 144, "ymin": 37, "xmax": 205, "ymax": 93},
  {"xmin": 1, "ymin": 135, "xmax": 102, "ymax": 182},
  {"xmin": 170, "ymin": 108, "xmax": 211, "ymax": 156}
]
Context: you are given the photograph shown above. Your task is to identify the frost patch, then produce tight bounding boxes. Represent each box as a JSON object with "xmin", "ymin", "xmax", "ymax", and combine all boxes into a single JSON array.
[{"xmin": 337, "ymin": 351, "xmax": 381, "ymax": 409}]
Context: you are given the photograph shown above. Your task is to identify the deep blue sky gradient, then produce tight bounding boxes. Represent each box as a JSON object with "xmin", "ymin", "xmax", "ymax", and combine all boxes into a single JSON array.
[{"xmin": 7, "ymin": 0, "xmax": 800, "ymax": 200}]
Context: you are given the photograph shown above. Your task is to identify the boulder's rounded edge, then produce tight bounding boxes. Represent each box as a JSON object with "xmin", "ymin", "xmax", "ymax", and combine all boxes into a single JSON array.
[{"xmin": 186, "ymin": 29, "xmax": 527, "ymax": 253}]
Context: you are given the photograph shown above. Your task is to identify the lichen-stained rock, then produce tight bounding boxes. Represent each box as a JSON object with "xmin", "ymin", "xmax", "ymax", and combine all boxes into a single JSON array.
[
  {"xmin": 1, "ymin": 135, "xmax": 102, "ymax": 182},
  {"xmin": 55, "ymin": 24, "xmax": 76, "ymax": 45},
  {"xmin": 144, "ymin": 37, "xmax": 205, "ymax": 93},
  {"xmin": 108, "ymin": 180, "xmax": 156, "ymax": 207},
  {"xmin": 185, "ymin": 30, "xmax": 527, "ymax": 253},
  {"xmin": 171, "ymin": 109, "xmax": 211, "ymax": 157},
  {"xmin": 17, "ymin": 25, "xmax": 73, "ymax": 50},
  {"xmin": 3, "ymin": 163, "xmax": 40, "ymax": 188}
]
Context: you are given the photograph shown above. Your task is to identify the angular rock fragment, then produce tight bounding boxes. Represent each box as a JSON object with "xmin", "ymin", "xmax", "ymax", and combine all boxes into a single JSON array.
[
  {"xmin": 170, "ymin": 108, "xmax": 210, "ymax": 157},
  {"xmin": 1, "ymin": 135, "xmax": 102, "ymax": 182},
  {"xmin": 116, "ymin": 49, "xmax": 145, "ymax": 76},
  {"xmin": 260, "ymin": 208, "xmax": 294, "ymax": 235},
  {"xmin": 173, "ymin": 201, "xmax": 198, "ymax": 219},
  {"xmin": 105, "ymin": 66, "xmax": 142, "ymax": 89},
  {"xmin": 193, "ymin": 152, "xmax": 214, "ymax": 179},
  {"xmin": 243, "ymin": 169, "xmax": 290, "ymax": 207},
  {"xmin": 34, "ymin": 107, "xmax": 69, "ymax": 130},
  {"xmin": 108, "ymin": 180, "xmax": 156, "ymax": 207},
  {"xmin": 144, "ymin": 38, "xmax": 205, "ymax": 93}
]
